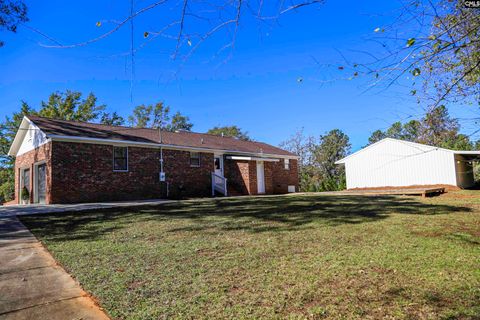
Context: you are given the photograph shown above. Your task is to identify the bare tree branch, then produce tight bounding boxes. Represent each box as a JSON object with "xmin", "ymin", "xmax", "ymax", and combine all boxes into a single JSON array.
[{"xmin": 40, "ymin": 0, "xmax": 169, "ymax": 48}]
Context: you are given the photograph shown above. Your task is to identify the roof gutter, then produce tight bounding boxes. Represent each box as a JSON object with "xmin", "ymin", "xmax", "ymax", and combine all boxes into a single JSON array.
[
  {"xmin": 47, "ymin": 134, "xmax": 299, "ymax": 159},
  {"xmin": 452, "ymin": 151, "xmax": 480, "ymax": 155}
]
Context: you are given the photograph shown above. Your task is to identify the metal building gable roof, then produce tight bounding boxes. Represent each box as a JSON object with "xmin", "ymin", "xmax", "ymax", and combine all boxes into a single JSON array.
[{"xmin": 335, "ymin": 138, "xmax": 457, "ymax": 164}]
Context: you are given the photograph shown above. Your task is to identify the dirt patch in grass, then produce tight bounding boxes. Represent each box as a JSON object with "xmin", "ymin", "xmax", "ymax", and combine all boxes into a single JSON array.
[{"xmin": 348, "ymin": 184, "xmax": 460, "ymax": 191}]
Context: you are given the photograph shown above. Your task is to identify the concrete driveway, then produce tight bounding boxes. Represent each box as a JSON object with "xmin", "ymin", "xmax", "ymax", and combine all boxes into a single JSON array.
[
  {"xmin": 0, "ymin": 199, "xmax": 172, "ymax": 217},
  {"xmin": 0, "ymin": 199, "xmax": 175, "ymax": 319},
  {"xmin": 0, "ymin": 215, "xmax": 110, "ymax": 319}
]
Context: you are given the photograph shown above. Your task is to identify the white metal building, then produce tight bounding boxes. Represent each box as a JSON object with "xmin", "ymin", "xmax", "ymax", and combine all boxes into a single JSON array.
[{"xmin": 335, "ymin": 138, "xmax": 480, "ymax": 189}]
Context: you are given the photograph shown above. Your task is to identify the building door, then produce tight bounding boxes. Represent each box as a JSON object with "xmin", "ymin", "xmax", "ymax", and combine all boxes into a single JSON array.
[
  {"xmin": 256, "ymin": 161, "xmax": 265, "ymax": 194},
  {"xmin": 214, "ymin": 156, "xmax": 223, "ymax": 176},
  {"xmin": 20, "ymin": 168, "xmax": 30, "ymax": 204},
  {"xmin": 35, "ymin": 163, "xmax": 47, "ymax": 204}
]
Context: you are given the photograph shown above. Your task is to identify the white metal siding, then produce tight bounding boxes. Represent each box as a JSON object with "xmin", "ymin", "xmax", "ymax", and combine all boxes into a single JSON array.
[{"xmin": 344, "ymin": 139, "xmax": 457, "ymax": 189}]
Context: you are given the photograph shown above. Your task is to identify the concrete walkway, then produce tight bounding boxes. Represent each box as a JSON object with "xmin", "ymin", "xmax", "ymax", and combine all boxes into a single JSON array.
[
  {"xmin": 0, "ymin": 199, "xmax": 172, "ymax": 217},
  {"xmin": 0, "ymin": 215, "xmax": 110, "ymax": 320}
]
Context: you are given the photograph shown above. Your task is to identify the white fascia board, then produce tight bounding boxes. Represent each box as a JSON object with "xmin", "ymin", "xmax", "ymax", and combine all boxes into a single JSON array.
[
  {"xmin": 227, "ymin": 156, "xmax": 251, "ymax": 160},
  {"xmin": 453, "ymin": 151, "xmax": 480, "ymax": 155},
  {"xmin": 226, "ymin": 156, "xmax": 280, "ymax": 162},
  {"xmin": 7, "ymin": 116, "xmax": 31, "ymax": 156},
  {"xmin": 47, "ymin": 134, "xmax": 299, "ymax": 160},
  {"xmin": 335, "ymin": 137, "xmax": 453, "ymax": 164},
  {"xmin": 393, "ymin": 138, "xmax": 453, "ymax": 153},
  {"xmin": 335, "ymin": 138, "xmax": 390, "ymax": 164}
]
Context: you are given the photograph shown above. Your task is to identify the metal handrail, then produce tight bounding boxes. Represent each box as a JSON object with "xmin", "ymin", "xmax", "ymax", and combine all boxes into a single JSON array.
[{"xmin": 211, "ymin": 172, "xmax": 228, "ymax": 196}]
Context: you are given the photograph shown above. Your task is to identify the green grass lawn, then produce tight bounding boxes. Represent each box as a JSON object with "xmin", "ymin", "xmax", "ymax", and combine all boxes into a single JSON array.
[{"xmin": 21, "ymin": 192, "xmax": 480, "ymax": 320}]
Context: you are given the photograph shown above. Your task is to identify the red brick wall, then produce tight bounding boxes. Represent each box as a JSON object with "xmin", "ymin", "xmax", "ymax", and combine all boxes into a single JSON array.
[
  {"xmin": 264, "ymin": 162, "xmax": 274, "ymax": 194},
  {"xmin": 50, "ymin": 142, "xmax": 214, "ymax": 203},
  {"xmin": 162, "ymin": 148, "xmax": 214, "ymax": 198},
  {"xmin": 14, "ymin": 140, "xmax": 298, "ymax": 203},
  {"xmin": 272, "ymin": 159, "xmax": 299, "ymax": 193},
  {"xmin": 224, "ymin": 158, "xmax": 298, "ymax": 195},
  {"xmin": 14, "ymin": 142, "xmax": 52, "ymax": 204},
  {"xmin": 224, "ymin": 160, "xmax": 252, "ymax": 194}
]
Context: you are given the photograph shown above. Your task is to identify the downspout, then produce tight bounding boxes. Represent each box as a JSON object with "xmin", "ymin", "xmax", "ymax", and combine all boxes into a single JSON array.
[
  {"xmin": 159, "ymin": 126, "xmax": 164, "ymax": 172},
  {"xmin": 159, "ymin": 120, "xmax": 169, "ymax": 198}
]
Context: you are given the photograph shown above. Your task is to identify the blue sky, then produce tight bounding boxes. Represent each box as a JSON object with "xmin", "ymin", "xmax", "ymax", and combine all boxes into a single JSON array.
[{"xmin": 0, "ymin": 0, "xmax": 478, "ymax": 151}]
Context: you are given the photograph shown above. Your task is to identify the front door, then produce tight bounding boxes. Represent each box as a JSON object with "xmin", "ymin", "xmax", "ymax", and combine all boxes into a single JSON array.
[
  {"xmin": 256, "ymin": 161, "xmax": 265, "ymax": 194},
  {"xmin": 214, "ymin": 156, "xmax": 223, "ymax": 176},
  {"xmin": 35, "ymin": 164, "xmax": 46, "ymax": 204}
]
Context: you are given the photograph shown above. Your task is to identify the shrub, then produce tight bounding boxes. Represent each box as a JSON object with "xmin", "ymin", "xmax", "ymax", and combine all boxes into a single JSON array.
[{"xmin": 21, "ymin": 186, "xmax": 29, "ymax": 200}]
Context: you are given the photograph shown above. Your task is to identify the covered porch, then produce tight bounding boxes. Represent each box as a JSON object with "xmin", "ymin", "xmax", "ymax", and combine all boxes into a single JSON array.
[
  {"xmin": 211, "ymin": 155, "xmax": 296, "ymax": 196},
  {"xmin": 454, "ymin": 151, "xmax": 480, "ymax": 188}
]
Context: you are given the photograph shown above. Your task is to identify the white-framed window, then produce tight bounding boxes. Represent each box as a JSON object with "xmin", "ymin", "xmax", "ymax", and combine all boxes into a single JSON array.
[
  {"xmin": 284, "ymin": 159, "xmax": 290, "ymax": 170},
  {"xmin": 113, "ymin": 146, "xmax": 128, "ymax": 171},
  {"xmin": 190, "ymin": 152, "xmax": 200, "ymax": 167}
]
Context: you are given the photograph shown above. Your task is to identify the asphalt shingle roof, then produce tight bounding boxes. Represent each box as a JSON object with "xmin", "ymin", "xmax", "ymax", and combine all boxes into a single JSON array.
[{"xmin": 27, "ymin": 115, "xmax": 296, "ymax": 157}]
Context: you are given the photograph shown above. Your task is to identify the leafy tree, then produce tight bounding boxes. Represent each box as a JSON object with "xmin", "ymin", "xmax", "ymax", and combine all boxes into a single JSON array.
[
  {"xmin": 417, "ymin": 106, "xmax": 460, "ymax": 147},
  {"xmin": 385, "ymin": 122, "xmax": 404, "ymax": 140},
  {"xmin": 128, "ymin": 104, "xmax": 152, "ymax": 128},
  {"xmin": 402, "ymin": 120, "xmax": 422, "ymax": 142},
  {"xmin": 280, "ymin": 128, "xmax": 350, "ymax": 192},
  {"xmin": 0, "ymin": 101, "xmax": 35, "ymax": 203},
  {"xmin": 101, "ymin": 112, "xmax": 125, "ymax": 126},
  {"xmin": 0, "ymin": 167, "xmax": 14, "ymax": 203},
  {"xmin": 367, "ymin": 106, "xmax": 473, "ymax": 151},
  {"xmin": 475, "ymin": 140, "xmax": 480, "ymax": 151},
  {"xmin": 441, "ymin": 133, "xmax": 473, "ymax": 151},
  {"xmin": 367, "ymin": 120, "xmax": 422, "ymax": 146},
  {"xmin": 0, "ymin": 101, "xmax": 36, "ymax": 166},
  {"xmin": 151, "ymin": 102, "xmax": 171, "ymax": 129},
  {"xmin": 311, "ymin": 129, "xmax": 351, "ymax": 191},
  {"xmin": 368, "ymin": 130, "xmax": 387, "ymax": 145},
  {"xmin": 0, "ymin": 91, "xmax": 105, "ymax": 203},
  {"xmin": 128, "ymin": 102, "xmax": 192, "ymax": 131},
  {"xmin": 38, "ymin": 90, "xmax": 105, "ymax": 122},
  {"xmin": 166, "ymin": 112, "xmax": 193, "ymax": 132},
  {"xmin": 207, "ymin": 126, "xmax": 250, "ymax": 141},
  {"xmin": 0, "ymin": 0, "xmax": 28, "ymax": 47},
  {"xmin": 349, "ymin": 1, "xmax": 480, "ymax": 107}
]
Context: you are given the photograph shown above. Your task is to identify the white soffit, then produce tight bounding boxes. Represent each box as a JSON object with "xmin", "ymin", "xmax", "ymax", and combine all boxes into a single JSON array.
[{"xmin": 226, "ymin": 156, "xmax": 280, "ymax": 162}]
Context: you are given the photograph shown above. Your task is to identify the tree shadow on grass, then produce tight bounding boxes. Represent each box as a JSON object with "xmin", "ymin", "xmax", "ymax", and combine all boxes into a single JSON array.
[{"xmin": 19, "ymin": 194, "xmax": 471, "ymax": 242}]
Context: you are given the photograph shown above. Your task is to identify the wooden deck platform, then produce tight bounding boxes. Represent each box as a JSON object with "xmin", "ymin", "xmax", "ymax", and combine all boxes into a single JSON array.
[{"xmin": 342, "ymin": 187, "xmax": 445, "ymax": 198}]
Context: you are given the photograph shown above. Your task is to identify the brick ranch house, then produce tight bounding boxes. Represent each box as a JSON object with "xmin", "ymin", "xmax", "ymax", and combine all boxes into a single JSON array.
[{"xmin": 7, "ymin": 116, "xmax": 299, "ymax": 204}]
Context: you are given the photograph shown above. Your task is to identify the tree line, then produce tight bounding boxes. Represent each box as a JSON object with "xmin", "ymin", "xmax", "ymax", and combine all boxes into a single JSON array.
[
  {"xmin": 1, "ymin": 91, "xmax": 478, "ymax": 202},
  {"xmin": 0, "ymin": 90, "xmax": 250, "ymax": 203},
  {"xmin": 367, "ymin": 106, "xmax": 477, "ymax": 150}
]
